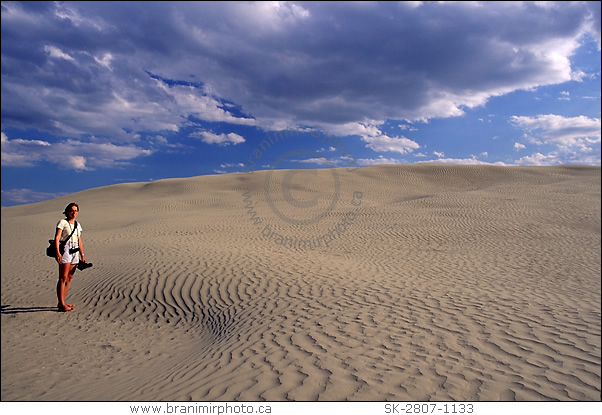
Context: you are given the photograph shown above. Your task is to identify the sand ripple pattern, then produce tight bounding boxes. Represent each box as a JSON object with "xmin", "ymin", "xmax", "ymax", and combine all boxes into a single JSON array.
[{"xmin": 1, "ymin": 165, "xmax": 600, "ymax": 401}]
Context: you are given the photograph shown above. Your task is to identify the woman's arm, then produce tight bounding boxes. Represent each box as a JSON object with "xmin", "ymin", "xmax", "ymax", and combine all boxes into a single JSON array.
[
  {"xmin": 78, "ymin": 234, "xmax": 86, "ymax": 262},
  {"xmin": 54, "ymin": 227, "xmax": 62, "ymax": 263}
]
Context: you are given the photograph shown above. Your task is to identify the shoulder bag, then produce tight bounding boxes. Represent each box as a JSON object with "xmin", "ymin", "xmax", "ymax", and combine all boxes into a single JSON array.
[{"xmin": 46, "ymin": 221, "xmax": 78, "ymax": 259}]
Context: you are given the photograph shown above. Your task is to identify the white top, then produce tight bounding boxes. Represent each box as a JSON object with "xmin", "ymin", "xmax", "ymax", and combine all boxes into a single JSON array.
[{"xmin": 56, "ymin": 219, "xmax": 82, "ymax": 244}]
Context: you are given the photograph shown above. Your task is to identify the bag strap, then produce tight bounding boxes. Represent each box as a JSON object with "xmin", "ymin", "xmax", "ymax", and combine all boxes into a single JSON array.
[{"xmin": 64, "ymin": 220, "xmax": 78, "ymax": 243}]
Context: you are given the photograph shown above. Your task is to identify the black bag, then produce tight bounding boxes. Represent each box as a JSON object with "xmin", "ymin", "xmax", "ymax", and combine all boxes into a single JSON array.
[
  {"xmin": 46, "ymin": 240, "xmax": 57, "ymax": 257},
  {"xmin": 46, "ymin": 221, "xmax": 78, "ymax": 259}
]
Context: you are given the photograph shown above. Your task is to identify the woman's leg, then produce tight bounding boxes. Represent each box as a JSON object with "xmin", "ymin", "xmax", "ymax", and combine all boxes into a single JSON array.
[
  {"xmin": 64, "ymin": 264, "xmax": 77, "ymax": 308},
  {"xmin": 57, "ymin": 263, "xmax": 76, "ymax": 311}
]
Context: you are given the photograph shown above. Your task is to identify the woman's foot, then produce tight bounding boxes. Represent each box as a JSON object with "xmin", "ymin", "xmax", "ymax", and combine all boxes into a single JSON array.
[{"xmin": 57, "ymin": 303, "xmax": 74, "ymax": 312}]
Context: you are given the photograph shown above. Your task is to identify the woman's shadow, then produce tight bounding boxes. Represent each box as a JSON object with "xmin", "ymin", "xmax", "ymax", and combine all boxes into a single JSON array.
[{"xmin": 1, "ymin": 304, "xmax": 61, "ymax": 314}]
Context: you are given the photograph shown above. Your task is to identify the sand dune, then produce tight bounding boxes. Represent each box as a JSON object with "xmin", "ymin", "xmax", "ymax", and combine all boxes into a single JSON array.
[{"xmin": 1, "ymin": 164, "xmax": 600, "ymax": 401}]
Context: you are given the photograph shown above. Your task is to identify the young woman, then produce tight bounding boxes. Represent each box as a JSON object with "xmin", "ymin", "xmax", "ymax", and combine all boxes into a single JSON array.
[{"xmin": 54, "ymin": 202, "xmax": 88, "ymax": 312}]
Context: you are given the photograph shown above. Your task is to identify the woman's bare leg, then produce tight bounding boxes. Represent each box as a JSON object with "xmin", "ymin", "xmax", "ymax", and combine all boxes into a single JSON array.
[
  {"xmin": 64, "ymin": 264, "xmax": 77, "ymax": 308},
  {"xmin": 57, "ymin": 263, "xmax": 76, "ymax": 311}
]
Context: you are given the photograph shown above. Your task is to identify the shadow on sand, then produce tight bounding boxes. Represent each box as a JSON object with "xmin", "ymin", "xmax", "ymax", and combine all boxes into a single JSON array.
[{"xmin": 1, "ymin": 304, "xmax": 61, "ymax": 314}]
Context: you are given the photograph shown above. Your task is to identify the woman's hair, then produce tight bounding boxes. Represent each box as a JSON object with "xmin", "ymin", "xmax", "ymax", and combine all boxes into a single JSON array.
[{"xmin": 63, "ymin": 202, "xmax": 79, "ymax": 217}]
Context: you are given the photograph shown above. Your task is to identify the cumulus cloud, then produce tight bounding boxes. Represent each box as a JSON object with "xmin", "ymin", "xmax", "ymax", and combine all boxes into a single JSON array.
[
  {"xmin": 510, "ymin": 114, "xmax": 601, "ymax": 152},
  {"xmin": 321, "ymin": 122, "xmax": 421, "ymax": 155},
  {"xmin": 509, "ymin": 114, "xmax": 601, "ymax": 165},
  {"xmin": 361, "ymin": 134, "xmax": 421, "ymax": 155},
  {"xmin": 515, "ymin": 152, "xmax": 563, "ymax": 166}
]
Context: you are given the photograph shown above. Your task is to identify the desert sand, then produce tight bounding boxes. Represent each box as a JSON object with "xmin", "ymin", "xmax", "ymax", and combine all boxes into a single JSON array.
[{"xmin": 1, "ymin": 164, "xmax": 600, "ymax": 401}]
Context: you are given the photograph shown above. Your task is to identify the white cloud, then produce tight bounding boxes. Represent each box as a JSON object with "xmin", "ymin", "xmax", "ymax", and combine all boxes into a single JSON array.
[
  {"xmin": 231, "ymin": 1, "xmax": 310, "ymax": 33},
  {"xmin": 321, "ymin": 122, "xmax": 420, "ymax": 155},
  {"xmin": 156, "ymin": 81, "xmax": 256, "ymax": 127},
  {"xmin": 420, "ymin": 156, "xmax": 507, "ymax": 166},
  {"xmin": 293, "ymin": 157, "xmax": 336, "ymax": 166},
  {"xmin": 1, "ymin": 132, "xmax": 49, "ymax": 166},
  {"xmin": 584, "ymin": 1, "xmax": 601, "ymax": 50},
  {"xmin": 355, "ymin": 156, "xmax": 402, "ymax": 166},
  {"xmin": 362, "ymin": 134, "xmax": 420, "ymax": 154},
  {"xmin": 66, "ymin": 155, "xmax": 89, "ymax": 171},
  {"xmin": 44, "ymin": 45, "xmax": 74, "ymax": 61},
  {"xmin": 514, "ymin": 142, "xmax": 526, "ymax": 151},
  {"xmin": 515, "ymin": 152, "xmax": 562, "ymax": 166},
  {"xmin": 510, "ymin": 114, "xmax": 601, "ymax": 152},
  {"xmin": 93, "ymin": 52, "xmax": 114, "ymax": 70},
  {"xmin": 515, "ymin": 150, "xmax": 601, "ymax": 166},
  {"xmin": 220, "ymin": 162, "xmax": 245, "ymax": 168},
  {"xmin": 196, "ymin": 131, "xmax": 245, "ymax": 146},
  {"xmin": 1, "ymin": 188, "xmax": 66, "ymax": 206},
  {"xmin": 1, "ymin": 132, "xmax": 152, "ymax": 170},
  {"xmin": 398, "ymin": 124, "xmax": 418, "ymax": 132},
  {"xmin": 289, "ymin": 154, "xmax": 402, "ymax": 167},
  {"xmin": 53, "ymin": 1, "xmax": 108, "ymax": 30}
]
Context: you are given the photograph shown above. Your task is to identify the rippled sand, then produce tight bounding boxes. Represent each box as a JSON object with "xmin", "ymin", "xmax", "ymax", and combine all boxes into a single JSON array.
[{"xmin": 1, "ymin": 164, "xmax": 600, "ymax": 401}]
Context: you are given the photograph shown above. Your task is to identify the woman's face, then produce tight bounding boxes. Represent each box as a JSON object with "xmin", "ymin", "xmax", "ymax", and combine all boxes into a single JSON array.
[{"xmin": 68, "ymin": 206, "xmax": 79, "ymax": 218}]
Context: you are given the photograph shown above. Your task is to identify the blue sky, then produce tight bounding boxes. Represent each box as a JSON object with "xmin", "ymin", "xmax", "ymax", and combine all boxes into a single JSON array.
[{"xmin": 1, "ymin": 1, "xmax": 600, "ymax": 207}]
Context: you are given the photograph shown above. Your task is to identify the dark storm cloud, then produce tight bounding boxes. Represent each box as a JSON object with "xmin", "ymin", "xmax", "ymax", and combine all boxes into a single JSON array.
[{"xmin": 1, "ymin": 1, "xmax": 599, "ymax": 141}]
